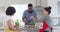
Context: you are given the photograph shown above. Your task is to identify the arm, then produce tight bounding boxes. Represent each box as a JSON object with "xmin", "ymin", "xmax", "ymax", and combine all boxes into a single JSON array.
[
  {"xmin": 30, "ymin": 16, "xmax": 38, "ymax": 22},
  {"xmin": 34, "ymin": 18, "xmax": 38, "ymax": 22},
  {"xmin": 22, "ymin": 16, "xmax": 27, "ymax": 24},
  {"xmin": 34, "ymin": 12, "xmax": 38, "ymax": 22},
  {"xmin": 7, "ymin": 20, "xmax": 16, "ymax": 31},
  {"xmin": 30, "ymin": 12, "xmax": 38, "ymax": 22},
  {"xmin": 22, "ymin": 11, "xmax": 27, "ymax": 24}
]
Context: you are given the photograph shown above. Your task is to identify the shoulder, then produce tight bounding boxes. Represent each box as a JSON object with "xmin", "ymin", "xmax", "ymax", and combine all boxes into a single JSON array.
[
  {"xmin": 33, "ymin": 10, "xmax": 37, "ymax": 14},
  {"xmin": 6, "ymin": 15, "xmax": 12, "ymax": 20},
  {"xmin": 46, "ymin": 15, "xmax": 52, "ymax": 21},
  {"xmin": 23, "ymin": 10, "xmax": 28, "ymax": 13}
]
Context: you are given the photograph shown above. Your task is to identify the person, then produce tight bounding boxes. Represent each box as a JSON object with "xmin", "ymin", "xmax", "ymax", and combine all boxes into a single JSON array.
[
  {"xmin": 39, "ymin": 6, "xmax": 53, "ymax": 32},
  {"xmin": 5, "ymin": 6, "xmax": 21, "ymax": 32},
  {"xmin": 22, "ymin": 3, "xmax": 38, "ymax": 25}
]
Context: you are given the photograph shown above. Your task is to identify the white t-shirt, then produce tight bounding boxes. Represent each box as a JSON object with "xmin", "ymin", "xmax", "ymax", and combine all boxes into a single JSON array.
[
  {"xmin": 4, "ymin": 15, "xmax": 14, "ymax": 28},
  {"xmin": 4, "ymin": 15, "xmax": 25, "ymax": 28}
]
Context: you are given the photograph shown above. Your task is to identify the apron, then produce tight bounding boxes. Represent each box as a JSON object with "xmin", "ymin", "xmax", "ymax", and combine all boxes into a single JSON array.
[{"xmin": 39, "ymin": 20, "xmax": 53, "ymax": 32}]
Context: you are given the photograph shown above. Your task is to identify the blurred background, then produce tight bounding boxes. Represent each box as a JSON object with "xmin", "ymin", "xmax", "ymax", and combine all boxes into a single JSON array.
[{"xmin": 0, "ymin": 0, "xmax": 60, "ymax": 32}]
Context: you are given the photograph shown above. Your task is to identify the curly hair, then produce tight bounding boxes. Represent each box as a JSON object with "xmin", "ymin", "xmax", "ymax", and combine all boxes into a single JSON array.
[{"xmin": 6, "ymin": 6, "xmax": 16, "ymax": 16}]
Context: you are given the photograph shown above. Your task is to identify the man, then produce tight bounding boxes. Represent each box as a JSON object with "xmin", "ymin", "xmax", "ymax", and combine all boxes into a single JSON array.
[{"xmin": 22, "ymin": 3, "xmax": 38, "ymax": 25}]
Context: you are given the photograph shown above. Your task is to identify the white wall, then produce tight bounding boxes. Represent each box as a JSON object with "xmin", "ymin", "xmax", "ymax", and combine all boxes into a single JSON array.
[
  {"xmin": 0, "ymin": 0, "xmax": 37, "ymax": 12},
  {"xmin": 0, "ymin": 0, "xmax": 48, "ymax": 7},
  {"xmin": 0, "ymin": 0, "xmax": 36, "ymax": 7},
  {"xmin": 0, "ymin": 0, "xmax": 48, "ymax": 12}
]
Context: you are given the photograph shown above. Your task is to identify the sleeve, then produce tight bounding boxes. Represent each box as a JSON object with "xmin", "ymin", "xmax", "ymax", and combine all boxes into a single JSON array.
[
  {"xmin": 39, "ymin": 15, "xmax": 47, "ymax": 22},
  {"xmin": 6, "ymin": 16, "xmax": 14, "ymax": 25},
  {"xmin": 6, "ymin": 16, "xmax": 12, "ymax": 21},
  {"xmin": 22, "ymin": 11, "xmax": 26, "ymax": 21},
  {"xmin": 22, "ymin": 11, "xmax": 26, "ymax": 18}
]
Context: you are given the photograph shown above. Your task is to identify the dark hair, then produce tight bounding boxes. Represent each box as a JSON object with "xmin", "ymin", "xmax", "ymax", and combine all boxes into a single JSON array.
[
  {"xmin": 28, "ymin": 3, "xmax": 33, "ymax": 7},
  {"xmin": 44, "ymin": 6, "xmax": 52, "ymax": 14},
  {"xmin": 6, "ymin": 6, "xmax": 16, "ymax": 16}
]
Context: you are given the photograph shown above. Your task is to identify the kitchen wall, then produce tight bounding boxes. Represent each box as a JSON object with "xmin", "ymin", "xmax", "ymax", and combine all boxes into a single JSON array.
[
  {"xmin": 0, "ymin": 0, "xmax": 47, "ymax": 7},
  {"xmin": 0, "ymin": 0, "xmax": 36, "ymax": 13},
  {"xmin": 0, "ymin": 0, "xmax": 47, "ymax": 12},
  {"xmin": 0, "ymin": 0, "xmax": 36, "ymax": 7}
]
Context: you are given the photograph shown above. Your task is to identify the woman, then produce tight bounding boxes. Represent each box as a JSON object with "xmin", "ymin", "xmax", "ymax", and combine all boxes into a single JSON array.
[
  {"xmin": 5, "ymin": 6, "xmax": 20, "ymax": 32},
  {"xmin": 39, "ymin": 6, "xmax": 53, "ymax": 32}
]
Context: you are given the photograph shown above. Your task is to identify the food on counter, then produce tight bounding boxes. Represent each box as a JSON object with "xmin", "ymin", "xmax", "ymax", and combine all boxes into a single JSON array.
[
  {"xmin": 30, "ymin": 21, "xmax": 35, "ymax": 25},
  {"xmin": 30, "ymin": 25, "xmax": 35, "ymax": 28},
  {"xmin": 15, "ymin": 19, "xmax": 19, "ymax": 29},
  {"xmin": 30, "ymin": 21, "xmax": 35, "ymax": 28}
]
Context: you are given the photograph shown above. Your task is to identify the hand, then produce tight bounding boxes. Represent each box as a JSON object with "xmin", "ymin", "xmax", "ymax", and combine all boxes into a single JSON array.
[
  {"xmin": 23, "ymin": 21, "xmax": 28, "ymax": 25},
  {"xmin": 23, "ymin": 18, "xmax": 27, "ymax": 25},
  {"xmin": 25, "ymin": 21, "xmax": 28, "ymax": 25},
  {"xmin": 30, "ymin": 16, "xmax": 34, "ymax": 20}
]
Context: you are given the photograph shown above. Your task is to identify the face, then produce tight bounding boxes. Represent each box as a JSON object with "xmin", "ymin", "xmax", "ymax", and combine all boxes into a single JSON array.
[
  {"xmin": 28, "ymin": 7, "xmax": 33, "ymax": 11},
  {"xmin": 43, "ymin": 9, "xmax": 48, "ymax": 15}
]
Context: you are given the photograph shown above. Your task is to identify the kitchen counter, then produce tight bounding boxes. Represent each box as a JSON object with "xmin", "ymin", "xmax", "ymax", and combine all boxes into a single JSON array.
[
  {"xmin": 20, "ymin": 25, "xmax": 60, "ymax": 32},
  {"xmin": 21, "ymin": 28, "xmax": 39, "ymax": 32},
  {"xmin": 0, "ymin": 26, "xmax": 60, "ymax": 32},
  {"xmin": 21, "ymin": 28, "xmax": 41, "ymax": 32}
]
